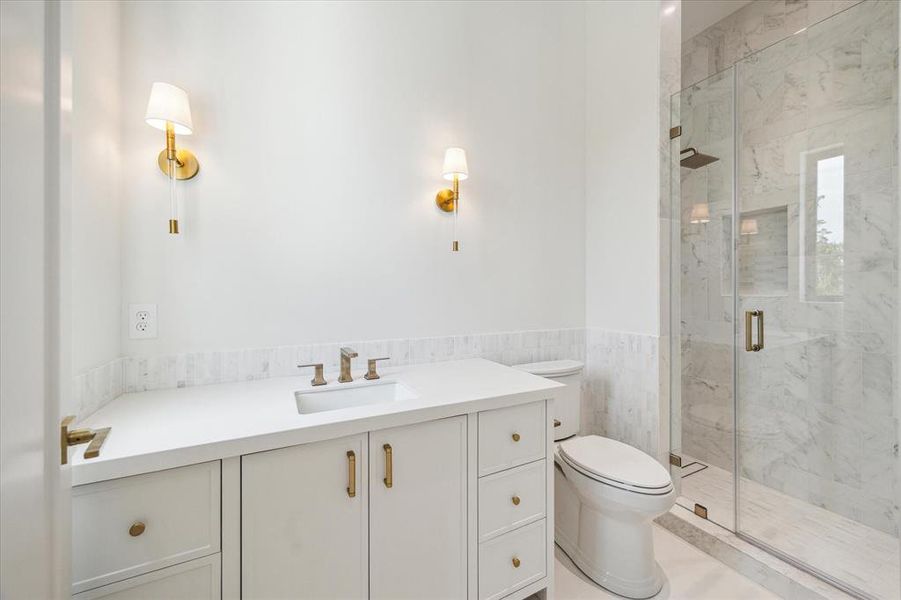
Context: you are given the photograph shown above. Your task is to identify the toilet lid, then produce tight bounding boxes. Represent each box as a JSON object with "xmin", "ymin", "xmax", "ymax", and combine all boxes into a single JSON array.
[{"xmin": 559, "ymin": 435, "xmax": 672, "ymax": 490}]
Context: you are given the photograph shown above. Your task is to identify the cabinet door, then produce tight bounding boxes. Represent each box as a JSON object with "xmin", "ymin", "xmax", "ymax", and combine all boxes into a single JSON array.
[
  {"xmin": 369, "ymin": 416, "xmax": 467, "ymax": 599},
  {"xmin": 242, "ymin": 434, "xmax": 367, "ymax": 599}
]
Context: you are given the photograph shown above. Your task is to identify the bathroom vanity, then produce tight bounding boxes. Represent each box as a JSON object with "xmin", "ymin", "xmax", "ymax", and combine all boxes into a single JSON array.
[{"xmin": 68, "ymin": 359, "xmax": 560, "ymax": 600}]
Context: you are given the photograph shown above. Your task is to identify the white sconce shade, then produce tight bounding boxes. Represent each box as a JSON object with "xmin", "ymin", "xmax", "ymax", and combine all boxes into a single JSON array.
[
  {"xmin": 442, "ymin": 147, "xmax": 469, "ymax": 181},
  {"xmin": 741, "ymin": 218, "xmax": 759, "ymax": 235},
  {"xmin": 145, "ymin": 82, "xmax": 194, "ymax": 135},
  {"xmin": 690, "ymin": 203, "xmax": 710, "ymax": 224}
]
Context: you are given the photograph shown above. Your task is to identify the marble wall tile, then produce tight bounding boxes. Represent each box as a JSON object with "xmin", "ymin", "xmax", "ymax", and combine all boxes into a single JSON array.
[
  {"xmin": 74, "ymin": 328, "xmax": 586, "ymax": 421},
  {"xmin": 585, "ymin": 329, "xmax": 661, "ymax": 460}
]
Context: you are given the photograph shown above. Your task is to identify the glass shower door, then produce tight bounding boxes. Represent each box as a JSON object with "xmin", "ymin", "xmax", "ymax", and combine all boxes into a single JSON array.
[
  {"xmin": 734, "ymin": 2, "xmax": 899, "ymax": 598},
  {"xmin": 669, "ymin": 67, "xmax": 736, "ymax": 530}
]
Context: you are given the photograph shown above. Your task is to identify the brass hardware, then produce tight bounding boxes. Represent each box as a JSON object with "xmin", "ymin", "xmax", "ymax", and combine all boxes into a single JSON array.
[
  {"xmin": 512, "ymin": 557, "xmax": 521, "ymax": 568},
  {"xmin": 436, "ymin": 187, "xmax": 456, "ymax": 212},
  {"xmin": 339, "ymin": 347, "xmax": 358, "ymax": 383},
  {"xmin": 157, "ymin": 148, "xmax": 199, "ymax": 181},
  {"xmin": 452, "ymin": 240, "xmax": 459, "ymax": 252},
  {"xmin": 168, "ymin": 219, "xmax": 179, "ymax": 234},
  {"xmin": 298, "ymin": 363, "xmax": 327, "ymax": 386},
  {"xmin": 511, "ymin": 433, "xmax": 521, "ymax": 442},
  {"xmin": 669, "ymin": 453, "xmax": 683, "ymax": 467},
  {"xmin": 745, "ymin": 310, "xmax": 764, "ymax": 352},
  {"xmin": 383, "ymin": 444, "xmax": 393, "ymax": 488},
  {"xmin": 85, "ymin": 428, "xmax": 111, "ymax": 459},
  {"xmin": 553, "ymin": 419, "xmax": 561, "ymax": 428},
  {"xmin": 670, "ymin": 125, "xmax": 682, "ymax": 139},
  {"xmin": 694, "ymin": 503, "xmax": 708, "ymax": 519},
  {"xmin": 512, "ymin": 496, "xmax": 521, "ymax": 506},
  {"xmin": 129, "ymin": 521, "xmax": 146, "ymax": 537},
  {"xmin": 364, "ymin": 357, "xmax": 390, "ymax": 381},
  {"xmin": 60, "ymin": 416, "xmax": 110, "ymax": 465},
  {"xmin": 346, "ymin": 450, "xmax": 356, "ymax": 498}
]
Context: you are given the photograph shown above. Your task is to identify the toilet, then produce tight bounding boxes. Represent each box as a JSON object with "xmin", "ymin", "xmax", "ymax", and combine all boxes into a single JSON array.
[{"xmin": 513, "ymin": 360, "xmax": 675, "ymax": 599}]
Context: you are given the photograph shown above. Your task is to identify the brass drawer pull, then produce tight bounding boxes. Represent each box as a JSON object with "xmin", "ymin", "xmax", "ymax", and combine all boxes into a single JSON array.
[
  {"xmin": 129, "ymin": 521, "xmax": 146, "ymax": 537},
  {"xmin": 511, "ymin": 433, "xmax": 521, "ymax": 442},
  {"xmin": 383, "ymin": 443, "xmax": 393, "ymax": 488},
  {"xmin": 553, "ymin": 419, "xmax": 561, "ymax": 428},
  {"xmin": 512, "ymin": 557, "xmax": 521, "ymax": 568},
  {"xmin": 346, "ymin": 450, "xmax": 356, "ymax": 498},
  {"xmin": 512, "ymin": 495, "xmax": 521, "ymax": 506}
]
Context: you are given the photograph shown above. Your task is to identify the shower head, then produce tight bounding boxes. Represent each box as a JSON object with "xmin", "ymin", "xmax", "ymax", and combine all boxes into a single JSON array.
[{"xmin": 680, "ymin": 147, "xmax": 719, "ymax": 169}]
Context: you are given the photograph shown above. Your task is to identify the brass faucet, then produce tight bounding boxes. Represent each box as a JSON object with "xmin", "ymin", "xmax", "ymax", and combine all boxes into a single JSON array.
[{"xmin": 339, "ymin": 347, "xmax": 358, "ymax": 383}]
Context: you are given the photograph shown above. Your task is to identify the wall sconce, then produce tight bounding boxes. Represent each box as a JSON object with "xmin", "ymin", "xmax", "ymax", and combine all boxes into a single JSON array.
[
  {"xmin": 145, "ymin": 82, "xmax": 200, "ymax": 234},
  {"xmin": 435, "ymin": 147, "xmax": 468, "ymax": 252},
  {"xmin": 740, "ymin": 218, "xmax": 759, "ymax": 235},
  {"xmin": 690, "ymin": 203, "xmax": 710, "ymax": 224}
]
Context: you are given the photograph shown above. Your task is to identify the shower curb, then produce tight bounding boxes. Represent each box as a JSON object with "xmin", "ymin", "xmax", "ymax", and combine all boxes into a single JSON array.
[{"xmin": 656, "ymin": 507, "xmax": 856, "ymax": 600}]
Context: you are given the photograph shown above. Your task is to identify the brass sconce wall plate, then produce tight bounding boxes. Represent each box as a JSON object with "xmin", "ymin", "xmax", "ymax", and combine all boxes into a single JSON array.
[
  {"xmin": 435, "ymin": 188, "xmax": 456, "ymax": 212},
  {"xmin": 157, "ymin": 148, "xmax": 200, "ymax": 180}
]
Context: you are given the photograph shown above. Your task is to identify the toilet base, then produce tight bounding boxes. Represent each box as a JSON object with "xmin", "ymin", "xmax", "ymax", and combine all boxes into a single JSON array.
[{"xmin": 556, "ymin": 528, "xmax": 665, "ymax": 599}]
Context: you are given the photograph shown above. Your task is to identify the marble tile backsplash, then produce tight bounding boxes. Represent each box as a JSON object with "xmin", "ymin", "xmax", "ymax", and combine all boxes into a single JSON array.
[{"xmin": 73, "ymin": 328, "xmax": 585, "ymax": 420}]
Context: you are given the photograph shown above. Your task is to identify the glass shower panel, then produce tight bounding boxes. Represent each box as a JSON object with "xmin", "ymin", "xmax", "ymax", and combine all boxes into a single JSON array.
[
  {"xmin": 735, "ymin": 1, "xmax": 899, "ymax": 598},
  {"xmin": 670, "ymin": 68, "xmax": 735, "ymax": 530}
]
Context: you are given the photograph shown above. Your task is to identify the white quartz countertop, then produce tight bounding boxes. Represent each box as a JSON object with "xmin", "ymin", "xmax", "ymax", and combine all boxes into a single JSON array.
[{"xmin": 70, "ymin": 358, "xmax": 561, "ymax": 486}]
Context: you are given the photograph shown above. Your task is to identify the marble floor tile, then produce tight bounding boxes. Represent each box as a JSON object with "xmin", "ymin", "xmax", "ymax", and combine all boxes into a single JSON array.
[
  {"xmin": 554, "ymin": 525, "xmax": 779, "ymax": 599},
  {"xmin": 677, "ymin": 459, "xmax": 900, "ymax": 599}
]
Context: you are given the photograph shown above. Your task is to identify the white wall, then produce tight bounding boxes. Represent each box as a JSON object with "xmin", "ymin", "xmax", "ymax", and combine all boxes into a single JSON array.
[
  {"xmin": 117, "ymin": 1, "xmax": 587, "ymax": 357},
  {"xmin": 585, "ymin": 0, "xmax": 661, "ymax": 336},
  {"xmin": 71, "ymin": 0, "xmax": 121, "ymax": 373}
]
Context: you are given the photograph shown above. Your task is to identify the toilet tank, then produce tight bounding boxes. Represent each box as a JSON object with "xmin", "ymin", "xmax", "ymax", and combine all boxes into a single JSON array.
[{"xmin": 512, "ymin": 360, "xmax": 583, "ymax": 441}]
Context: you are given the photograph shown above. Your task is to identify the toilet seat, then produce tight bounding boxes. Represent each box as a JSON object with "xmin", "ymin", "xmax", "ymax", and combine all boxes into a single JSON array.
[{"xmin": 558, "ymin": 435, "xmax": 673, "ymax": 496}]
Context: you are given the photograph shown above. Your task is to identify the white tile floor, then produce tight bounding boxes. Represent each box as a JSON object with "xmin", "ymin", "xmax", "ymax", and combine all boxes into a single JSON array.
[
  {"xmin": 554, "ymin": 524, "xmax": 779, "ymax": 599},
  {"xmin": 678, "ymin": 459, "xmax": 900, "ymax": 600}
]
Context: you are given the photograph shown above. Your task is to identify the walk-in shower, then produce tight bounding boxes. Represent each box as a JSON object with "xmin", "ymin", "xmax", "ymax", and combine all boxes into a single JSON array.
[{"xmin": 668, "ymin": 1, "xmax": 899, "ymax": 598}]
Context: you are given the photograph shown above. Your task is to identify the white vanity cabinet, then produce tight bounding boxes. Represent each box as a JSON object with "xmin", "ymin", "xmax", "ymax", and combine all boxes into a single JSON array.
[
  {"xmin": 72, "ymin": 388, "xmax": 554, "ymax": 600},
  {"xmin": 241, "ymin": 434, "xmax": 369, "ymax": 599}
]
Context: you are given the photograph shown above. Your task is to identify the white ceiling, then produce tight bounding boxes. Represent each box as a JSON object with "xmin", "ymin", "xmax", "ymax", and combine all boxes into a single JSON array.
[{"xmin": 682, "ymin": 0, "xmax": 754, "ymax": 40}]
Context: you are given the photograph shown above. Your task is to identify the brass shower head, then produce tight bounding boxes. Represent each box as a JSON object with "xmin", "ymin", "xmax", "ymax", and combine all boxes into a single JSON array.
[{"xmin": 680, "ymin": 147, "xmax": 719, "ymax": 169}]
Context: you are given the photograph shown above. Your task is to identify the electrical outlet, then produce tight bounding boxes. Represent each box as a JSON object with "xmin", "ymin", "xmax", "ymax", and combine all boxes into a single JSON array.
[{"xmin": 128, "ymin": 303, "xmax": 158, "ymax": 339}]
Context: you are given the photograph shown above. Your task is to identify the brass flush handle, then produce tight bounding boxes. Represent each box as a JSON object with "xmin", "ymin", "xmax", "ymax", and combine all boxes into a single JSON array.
[
  {"xmin": 511, "ymin": 433, "xmax": 521, "ymax": 442},
  {"xmin": 512, "ymin": 557, "xmax": 521, "ymax": 568},
  {"xmin": 346, "ymin": 451, "xmax": 356, "ymax": 498},
  {"xmin": 129, "ymin": 521, "xmax": 146, "ymax": 537},
  {"xmin": 744, "ymin": 310, "xmax": 765, "ymax": 352},
  {"xmin": 511, "ymin": 495, "xmax": 521, "ymax": 506},
  {"xmin": 383, "ymin": 444, "xmax": 393, "ymax": 488}
]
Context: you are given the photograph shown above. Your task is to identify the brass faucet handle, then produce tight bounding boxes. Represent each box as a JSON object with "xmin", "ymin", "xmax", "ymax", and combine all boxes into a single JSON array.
[
  {"xmin": 298, "ymin": 363, "xmax": 327, "ymax": 386},
  {"xmin": 364, "ymin": 357, "xmax": 391, "ymax": 381},
  {"xmin": 340, "ymin": 347, "xmax": 358, "ymax": 358}
]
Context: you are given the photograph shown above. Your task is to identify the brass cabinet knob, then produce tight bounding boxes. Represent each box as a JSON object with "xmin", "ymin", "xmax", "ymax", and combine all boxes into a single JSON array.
[
  {"xmin": 511, "ymin": 496, "xmax": 521, "ymax": 506},
  {"xmin": 129, "ymin": 521, "xmax": 146, "ymax": 537},
  {"xmin": 512, "ymin": 557, "xmax": 521, "ymax": 568},
  {"xmin": 512, "ymin": 433, "xmax": 521, "ymax": 442},
  {"xmin": 554, "ymin": 419, "xmax": 561, "ymax": 427}
]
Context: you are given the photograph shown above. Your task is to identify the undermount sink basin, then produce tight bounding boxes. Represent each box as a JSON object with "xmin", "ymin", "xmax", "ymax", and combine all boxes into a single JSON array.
[{"xmin": 294, "ymin": 380, "xmax": 418, "ymax": 414}]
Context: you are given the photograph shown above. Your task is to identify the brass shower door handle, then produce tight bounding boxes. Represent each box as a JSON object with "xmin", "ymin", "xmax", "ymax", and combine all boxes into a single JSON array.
[
  {"xmin": 383, "ymin": 443, "xmax": 393, "ymax": 488},
  {"xmin": 745, "ymin": 310, "xmax": 764, "ymax": 352},
  {"xmin": 346, "ymin": 451, "xmax": 356, "ymax": 498}
]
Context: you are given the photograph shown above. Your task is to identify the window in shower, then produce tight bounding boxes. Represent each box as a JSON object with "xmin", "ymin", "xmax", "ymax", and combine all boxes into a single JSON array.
[{"xmin": 801, "ymin": 148, "xmax": 844, "ymax": 302}]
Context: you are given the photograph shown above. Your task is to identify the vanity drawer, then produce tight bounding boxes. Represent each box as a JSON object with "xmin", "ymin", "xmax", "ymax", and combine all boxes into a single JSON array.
[
  {"xmin": 72, "ymin": 554, "xmax": 220, "ymax": 600},
  {"xmin": 478, "ymin": 459, "xmax": 546, "ymax": 542},
  {"xmin": 478, "ymin": 401, "xmax": 546, "ymax": 476},
  {"xmin": 478, "ymin": 519, "xmax": 547, "ymax": 600},
  {"xmin": 72, "ymin": 461, "xmax": 221, "ymax": 594}
]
